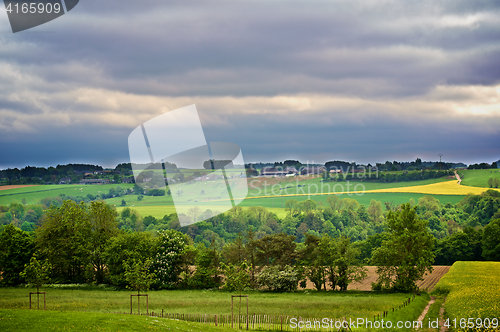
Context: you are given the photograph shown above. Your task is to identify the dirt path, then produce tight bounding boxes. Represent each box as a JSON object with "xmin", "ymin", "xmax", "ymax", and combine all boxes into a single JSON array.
[
  {"xmin": 439, "ymin": 297, "xmax": 448, "ymax": 332},
  {"xmin": 416, "ymin": 296, "xmax": 435, "ymax": 330},
  {"xmin": 454, "ymin": 170, "xmax": 462, "ymax": 185}
]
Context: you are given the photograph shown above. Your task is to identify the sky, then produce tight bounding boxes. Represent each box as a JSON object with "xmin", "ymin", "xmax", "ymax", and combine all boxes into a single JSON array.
[{"xmin": 0, "ymin": 0, "xmax": 499, "ymax": 169}]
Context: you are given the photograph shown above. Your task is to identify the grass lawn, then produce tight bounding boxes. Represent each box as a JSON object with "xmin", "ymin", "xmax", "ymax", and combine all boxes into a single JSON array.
[
  {"xmin": 459, "ymin": 169, "xmax": 500, "ymax": 188},
  {"xmin": 0, "ymin": 308, "xmax": 238, "ymax": 332}
]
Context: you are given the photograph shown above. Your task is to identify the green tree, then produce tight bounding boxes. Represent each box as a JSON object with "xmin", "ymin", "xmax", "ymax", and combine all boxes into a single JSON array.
[
  {"xmin": 151, "ymin": 229, "xmax": 189, "ymax": 289},
  {"xmin": 0, "ymin": 224, "xmax": 35, "ymax": 286},
  {"xmin": 257, "ymin": 265, "xmax": 299, "ymax": 292},
  {"xmin": 221, "ymin": 260, "xmax": 251, "ymax": 292},
  {"xmin": 371, "ymin": 203, "xmax": 435, "ymax": 292},
  {"xmin": 36, "ymin": 200, "xmax": 118, "ymax": 284},
  {"xmin": 124, "ymin": 258, "xmax": 155, "ymax": 294},
  {"xmin": 20, "ymin": 255, "xmax": 51, "ymax": 293},
  {"xmin": 88, "ymin": 201, "xmax": 119, "ymax": 284},
  {"xmin": 333, "ymin": 236, "xmax": 366, "ymax": 291},
  {"xmin": 482, "ymin": 219, "xmax": 500, "ymax": 261},
  {"xmin": 254, "ymin": 233, "xmax": 297, "ymax": 267},
  {"xmin": 300, "ymin": 234, "xmax": 327, "ymax": 291},
  {"xmin": 20, "ymin": 255, "xmax": 51, "ymax": 310},
  {"xmin": 103, "ymin": 231, "xmax": 156, "ymax": 287},
  {"xmin": 188, "ymin": 240, "xmax": 222, "ymax": 289}
]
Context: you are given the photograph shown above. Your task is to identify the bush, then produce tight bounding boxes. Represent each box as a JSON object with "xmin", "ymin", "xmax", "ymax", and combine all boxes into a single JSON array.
[{"xmin": 257, "ymin": 265, "xmax": 299, "ymax": 292}]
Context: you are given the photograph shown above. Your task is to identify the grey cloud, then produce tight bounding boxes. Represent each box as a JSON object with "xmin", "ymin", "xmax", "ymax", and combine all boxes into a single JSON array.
[{"xmin": 0, "ymin": 0, "xmax": 499, "ymax": 168}]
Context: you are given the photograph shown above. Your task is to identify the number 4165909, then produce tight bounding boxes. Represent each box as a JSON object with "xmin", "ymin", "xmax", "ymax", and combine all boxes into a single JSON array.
[{"xmin": 5, "ymin": 2, "xmax": 62, "ymax": 14}]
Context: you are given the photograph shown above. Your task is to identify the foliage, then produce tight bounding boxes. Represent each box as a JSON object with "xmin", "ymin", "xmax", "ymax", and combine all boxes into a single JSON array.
[
  {"xmin": 220, "ymin": 260, "xmax": 251, "ymax": 292},
  {"xmin": 19, "ymin": 255, "xmax": 52, "ymax": 292},
  {"xmin": 103, "ymin": 231, "xmax": 156, "ymax": 287},
  {"xmin": 123, "ymin": 258, "xmax": 155, "ymax": 294},
  {"xmin": 36, "ymin": 200, "xmax": 93, "ymax": 283},
  {"xmin": 371, "ymin": 203, "xmax": 434, "ymax": 292},
  {"xmin": 334, "ymin": 236, "xmax": 367, "ymax": 291},
  {"xmin": 187, "ymin": 241, "xmax": 222, "ymax": 289},
  {"xmin": 482, "ymin": 218, "xmax": 500, "ymax": 261},
  {"xmin": 87, "ymin": 201, "xmax": 119, "ymax": 284},
  {"xmin": 0, "ymin": 224, "xmax": 35, "ymax": 286},
  {"xmin": 257, "ymin": 265, "xmax": 299, "ymax": 292},
  {"xmin": 300, "ymin": 234, "xmax": 366, "ymax": 291},
  {"xmin": 434, "ymin": 228, "xmax": 483, "ymax": 265},
  {"xmin": 151, "ymin": 229, "xmax": 188, "ymax": 289}
]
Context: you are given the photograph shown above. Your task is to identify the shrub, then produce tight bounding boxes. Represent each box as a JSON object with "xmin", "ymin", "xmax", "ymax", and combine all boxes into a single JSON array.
[{"xmin": 257, "ymin": 265, "xmax": 299, "ymax": 292}]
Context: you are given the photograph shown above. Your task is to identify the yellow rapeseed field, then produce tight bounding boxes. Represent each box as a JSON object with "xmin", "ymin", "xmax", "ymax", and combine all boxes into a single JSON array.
[
  {"xmin": 364, "ymin": 180, "xmax": 500, "ymax": 196},
  {"xmin": 433, "ymin": 261, "xmax": 500, "ymax": 332}
]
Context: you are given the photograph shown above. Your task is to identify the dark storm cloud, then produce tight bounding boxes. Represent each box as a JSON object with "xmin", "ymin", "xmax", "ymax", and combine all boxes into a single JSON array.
[{"xmin": 0, "ymin": 0, "xmax": 499, "ymax": 168}]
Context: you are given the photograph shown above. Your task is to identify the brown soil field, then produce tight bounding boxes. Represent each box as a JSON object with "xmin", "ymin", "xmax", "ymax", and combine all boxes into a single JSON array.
[
  {"xmin": 0, "ymin": 185, "xmax": 39, "ymax": 191},
  {"xmin": 300, "ymin": 265, "xmax": 450, "ymax": 291}
]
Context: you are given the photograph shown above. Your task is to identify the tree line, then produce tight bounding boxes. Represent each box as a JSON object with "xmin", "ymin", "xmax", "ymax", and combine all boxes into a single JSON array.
[
  {"xmin": 2, "ymin": 189, "xmax": 500, "ymax": 263},
  {"xmin": 2, "ymin": 197, "xmax": 499, "ymax": 293}
]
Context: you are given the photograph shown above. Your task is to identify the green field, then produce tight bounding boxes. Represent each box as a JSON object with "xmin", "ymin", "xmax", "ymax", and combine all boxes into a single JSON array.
[
  {"xmin": 433, "ymin": 261, "xmax": 500, "ymax": 327},
  {"xmin": 0, "ymin": 309, "xmax": 235, "ymax": 332},
  {"xmin": 0, "ymin": 287, "xmax": 416, "ymax": 318},
  {"xmin": 460, "ymin": 169, "xmax": 500, "ymax": 188},
  {"xmin": 246, "ymin": 176, "xmax": 453, "ymax": 197},
  {"xmin": 0, "ymin": 176, "xmax": 467, "ymax": 220},
  {"xmin": 0, "ymin": 184, "xmax": 134, "ymax": 206},
  {"xmin": 240, "ymin": 192, "xmax": 464, "ymax": 208}
]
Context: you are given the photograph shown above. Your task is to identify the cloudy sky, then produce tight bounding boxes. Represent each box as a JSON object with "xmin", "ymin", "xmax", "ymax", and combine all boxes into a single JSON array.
[{"xmin": 0, "ymin": 0, "xmax": 499, "ymax": 169}]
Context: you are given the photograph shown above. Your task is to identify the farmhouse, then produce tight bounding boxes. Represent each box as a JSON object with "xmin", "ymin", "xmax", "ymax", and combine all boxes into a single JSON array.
[{"xmin": 59, "ymin": 177, "xmax": 71, "ymax": 184}]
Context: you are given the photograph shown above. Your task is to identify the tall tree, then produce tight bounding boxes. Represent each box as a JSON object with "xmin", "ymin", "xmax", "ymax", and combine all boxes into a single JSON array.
[
  {"xmin": 103, "ymin": 231, "xmax": 156, "ymax": 287},
  {"xmin": 88, "ymin": 201, "xmax": 119, "ymax": 284},
  {"xmin": 36, "ymin": 200, "xmax": 92, "ymax": 283},
  {"xmin": 151, "ymin": 229, "xmax": 189, "ymax": 289},
  {"xmin": 334, "ymin": 236, "xmax": 366, "ymax": 291},
  {"xmin": 482, "ymin": 219, "xmax": 500, "ymax": 261},
  {"xmin": 0, "ymin": 224, "xmax": 35, "ymax": 286},
  {"xmin": 371, "ymin": 203, "xmax": 434, "ymax": 292}
]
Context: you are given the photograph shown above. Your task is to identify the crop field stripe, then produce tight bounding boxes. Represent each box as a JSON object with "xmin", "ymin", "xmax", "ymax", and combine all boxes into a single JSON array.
[{"xmin": 232, "ymin": 181, "xmax": 497, "ymax": 201}]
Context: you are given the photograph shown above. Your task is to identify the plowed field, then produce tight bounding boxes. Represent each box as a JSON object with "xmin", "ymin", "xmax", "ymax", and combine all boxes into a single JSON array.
[
  {"xmin": 0, "ymin": 185, "xmax": 38, "ymax": 191},
  {"xmin": 302, "ymin": 265, "xmax": 450, "ymax": 291}
]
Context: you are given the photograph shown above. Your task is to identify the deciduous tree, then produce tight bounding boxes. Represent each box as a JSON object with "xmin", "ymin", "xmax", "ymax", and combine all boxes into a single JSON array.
[{"xmin": 371, "ymin": 203, "xmax": 434, "ymax": 292}]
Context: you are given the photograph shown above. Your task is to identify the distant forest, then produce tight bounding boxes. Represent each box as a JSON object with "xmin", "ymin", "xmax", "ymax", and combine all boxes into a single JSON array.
[{"xmin": 2, "ymin": 158, "xmax": 497, "ymax": 186}]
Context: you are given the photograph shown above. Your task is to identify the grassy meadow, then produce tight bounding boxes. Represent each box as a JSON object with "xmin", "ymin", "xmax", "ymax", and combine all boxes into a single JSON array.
[
  {"xmin": 0, "ymin": 184, "xmax": 134, "ymax": 206},
  {"xmin": 459, "ymin": 169, "xmax": 500, "ymax": 188},
  {"xmin": 0, "ymin": 309, "xmax": 237, "ymax": 332},
  {"xmin": 0, "ymin": 287, "xmax": 417, "ymax": 319},
  {"xmin": 0, "ymin": 287, "xmax": 430, "ymax": 332}
]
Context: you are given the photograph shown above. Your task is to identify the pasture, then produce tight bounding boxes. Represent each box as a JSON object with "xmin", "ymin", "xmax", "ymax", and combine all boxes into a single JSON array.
[
  {"xmin": 0, "ymin": 184, "xmax": 134, "ymax": 206},
  {"xmin": 459, "ymin": 169, "xmax": 500, "ymax": 188},
  {"xmin": 0, "ymin": 309, "xmax": 235, "ymax": 332},
  {"xmin": 0, "ymin": 287, "xmax": 413, "ymax": 318}
]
